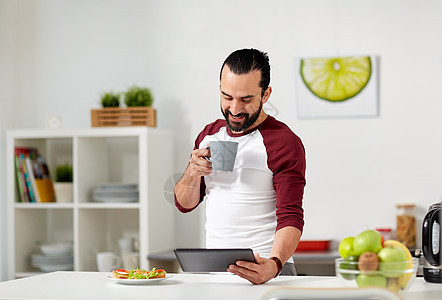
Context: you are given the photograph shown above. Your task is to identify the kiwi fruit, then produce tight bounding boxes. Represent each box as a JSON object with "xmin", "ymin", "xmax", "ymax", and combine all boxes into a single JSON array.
[{"xmin": 358, "ymin": 252, "xmax": 379, "ymax": 272}]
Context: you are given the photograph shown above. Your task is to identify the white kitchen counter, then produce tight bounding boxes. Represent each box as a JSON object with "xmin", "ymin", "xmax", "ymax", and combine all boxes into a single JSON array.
[{"xmin": 0, "ymin": 272, "xmax": 441, "ymax": 300}]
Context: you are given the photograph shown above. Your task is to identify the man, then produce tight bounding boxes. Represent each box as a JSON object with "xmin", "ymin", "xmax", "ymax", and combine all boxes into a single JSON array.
[{"xmin": 174, "ymin": 48, "xmax": 306, "ymax": 285}]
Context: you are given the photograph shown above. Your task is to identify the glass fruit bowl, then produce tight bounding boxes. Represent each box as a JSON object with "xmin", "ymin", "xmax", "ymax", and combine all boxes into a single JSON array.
[{"xmin": 335, "ymin": 257, "xmax": 419, "ymax": 295}]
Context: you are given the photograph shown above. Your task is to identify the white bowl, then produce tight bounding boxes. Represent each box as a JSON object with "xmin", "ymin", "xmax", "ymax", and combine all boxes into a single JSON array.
[{"xmin": 38, "ymin": 242, "xmax": 73, "ymax": 256}]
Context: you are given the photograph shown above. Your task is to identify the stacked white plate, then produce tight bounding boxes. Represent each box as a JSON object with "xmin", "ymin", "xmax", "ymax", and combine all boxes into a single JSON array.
[
  {"xmin": 31, "ymin": 253, "xmax": 74, "ymax": 272},
  {"xmin": 32, "ymin": 242, "xmax": 74, "ymax": 272},
  {"xmin": 92, "ymin": 183, "xmax": 139, "ymax": 203}
]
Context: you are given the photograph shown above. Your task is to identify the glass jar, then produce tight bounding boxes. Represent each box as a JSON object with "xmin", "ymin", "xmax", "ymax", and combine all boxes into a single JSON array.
[
  {"xmin": 376, "ymin": 228, "xmax": 392, "ymax": 241},
  {"xmin": 396, "ymin": 203, "xmax": 416, "ymax": 249}
]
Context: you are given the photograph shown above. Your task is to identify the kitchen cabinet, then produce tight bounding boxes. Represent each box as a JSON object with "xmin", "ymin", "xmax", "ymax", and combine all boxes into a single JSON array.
[{"xmin": 6, "ymin": 127, "xmax": 175, "ymax": 279}]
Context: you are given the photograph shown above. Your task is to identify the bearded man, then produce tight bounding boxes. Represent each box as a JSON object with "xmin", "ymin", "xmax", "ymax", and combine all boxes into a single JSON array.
[{"xmin": 174, "ymin": 48, "xmax": 306, "ymax": 285}]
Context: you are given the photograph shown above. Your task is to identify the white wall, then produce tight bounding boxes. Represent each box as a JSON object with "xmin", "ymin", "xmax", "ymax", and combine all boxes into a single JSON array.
[
  {"xmin": 0, "ymin": 0, "xmax": 19, "ymax": 281},
  {"xmin": 1, "ymin": 0, "xmax": 442, "ymax": 277}
]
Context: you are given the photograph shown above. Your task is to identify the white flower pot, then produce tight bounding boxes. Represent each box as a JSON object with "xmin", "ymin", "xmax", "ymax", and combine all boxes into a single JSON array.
[{"xmin": 54, "ymin": 182, "xmax": 73, "ymax": 203}]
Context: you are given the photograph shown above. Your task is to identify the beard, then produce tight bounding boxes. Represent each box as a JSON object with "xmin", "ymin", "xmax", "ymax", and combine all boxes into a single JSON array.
[{"xmin": 221, "ymin": 100, "xmax": 263, "ymax": 133}]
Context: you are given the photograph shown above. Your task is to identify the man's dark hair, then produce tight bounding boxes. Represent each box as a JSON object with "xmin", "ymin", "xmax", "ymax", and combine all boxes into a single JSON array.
[{"xmin": 220, "ymin": 48, "xmax": 270, "ymax": 95}]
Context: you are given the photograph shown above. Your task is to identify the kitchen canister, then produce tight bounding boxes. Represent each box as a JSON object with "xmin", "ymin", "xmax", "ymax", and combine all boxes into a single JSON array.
[{"xmin": 396, "ymin": 203, "xmax": 416, "ymax": 249}]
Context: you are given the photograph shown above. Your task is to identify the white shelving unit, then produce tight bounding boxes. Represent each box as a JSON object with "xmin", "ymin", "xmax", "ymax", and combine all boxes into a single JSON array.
[{"xmin": 6, "ymin": 127, "xmax": 175, "ymax": 279}]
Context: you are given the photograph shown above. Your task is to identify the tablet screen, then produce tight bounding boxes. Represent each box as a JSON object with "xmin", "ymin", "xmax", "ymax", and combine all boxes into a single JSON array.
[{"xmin": 174, "ymin": 248, "xmax": 256, "ymax": 272}]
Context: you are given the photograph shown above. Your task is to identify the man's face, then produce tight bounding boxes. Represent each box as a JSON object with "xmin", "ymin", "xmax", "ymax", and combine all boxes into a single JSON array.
[{"xmin": 220, "ymin": 66, "xmax": 270, "ymax": 133}]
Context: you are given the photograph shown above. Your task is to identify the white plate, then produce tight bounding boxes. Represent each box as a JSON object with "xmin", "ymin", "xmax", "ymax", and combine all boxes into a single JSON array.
[
  {"xmin": 31, "ymin": 253, "xmax": 74, "ymax": 265},
  {"xmin": 99, "ymin": 183, "xmax": 138, "ymax": 190},
  {"xmin": 93, "ymin": 189, "xmax": 139, "ymax": 203},
  {"xmin": 107, "ymin": 274, "xmax": 170, "ymax": 285},
  {"xmin": 92, "ymin": 196, "xmax": 138, "ymax": 203}
]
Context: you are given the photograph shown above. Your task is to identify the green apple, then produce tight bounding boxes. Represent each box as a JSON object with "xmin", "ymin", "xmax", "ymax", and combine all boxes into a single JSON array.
[
  {"xmin": 356, "ymin": 274, "xmax": 387, "ymax": 288},
  {"xmin": 339, "ymin": 237, "xmax": 355, "ymax": 258},
  {"xmin": 339, "ymin": 255, "xmax": 358, "ymax": 280},
  {"xmin": 353, "ymin": 230, "xmax": 382, "ymax": 256},
  {"xmin": 378, "ymin": 246, "xmax": 407, "ymax": 277}
]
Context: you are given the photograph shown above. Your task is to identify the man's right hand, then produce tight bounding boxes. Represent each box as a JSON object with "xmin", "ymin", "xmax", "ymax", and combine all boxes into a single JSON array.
[
  {"xmin": 187, "ymin": 147, "xmax": 212, "ymax": 178},
  {"xmin": 174, "ymin": 147, "xmax": 212, "ymax": 210}
]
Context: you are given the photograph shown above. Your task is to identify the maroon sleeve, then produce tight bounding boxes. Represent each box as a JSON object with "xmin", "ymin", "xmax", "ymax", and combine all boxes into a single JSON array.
[
  {"xmin": 174, "ymin": 120, "xmax": 226, "ymax": 213},
  {"xmin": 260, "ymin": 117, "xmax": 306, "ymax": 233}
]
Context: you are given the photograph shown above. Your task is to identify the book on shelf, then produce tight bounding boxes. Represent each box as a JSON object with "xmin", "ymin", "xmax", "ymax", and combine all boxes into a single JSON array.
[
  {"xmin": 14, "ymin": 148, "xmax": 33, "ymax": 202},
  {"xmin": 25, "ymin": 149, "xmax": 41, "ymax": 203},
  {"xmin": 14, "ymin": 147, "xmax": 56, "ymax": 203},
  {"xmin": 13, "ymin": 152, "xmax": 27, "ymax": 202}
]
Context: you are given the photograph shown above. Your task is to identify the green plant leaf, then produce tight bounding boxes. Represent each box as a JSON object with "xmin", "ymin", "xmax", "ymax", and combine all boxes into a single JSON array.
[
  {"xmin": 124, "ymin": 85, "xmax": 154, "ymax": 107},
  {"xmin": 55, "ymin": 164, "xmax": 73, "ymax": 182},
  {"xmin": 100, "ymin": 92, "xmax": 121, "ymax": 107}
]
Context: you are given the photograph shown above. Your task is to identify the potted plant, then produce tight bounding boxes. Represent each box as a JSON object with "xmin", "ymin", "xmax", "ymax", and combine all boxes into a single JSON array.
[
  {"xmin": 53, "ymin": 164, "xmax": 73, "ymax": 203},
  {"xmin": 100, "ymin": 92, "xmax": 121, "ymax": 107},
  {"xmin": 91, "ymin": 85, "xmax": 156, "ymax": 127}
]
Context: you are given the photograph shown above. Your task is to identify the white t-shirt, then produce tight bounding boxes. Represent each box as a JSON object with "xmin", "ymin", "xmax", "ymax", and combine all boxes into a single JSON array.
[{"xmin": 176, "ymin": 116, "xmax": 306, "ymax": 261}]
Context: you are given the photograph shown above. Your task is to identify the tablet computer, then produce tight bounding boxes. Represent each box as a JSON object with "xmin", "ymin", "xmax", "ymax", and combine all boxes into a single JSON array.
[{"xmin": 174, "ymin": 248, "xmax": 256, "ymax": 272}]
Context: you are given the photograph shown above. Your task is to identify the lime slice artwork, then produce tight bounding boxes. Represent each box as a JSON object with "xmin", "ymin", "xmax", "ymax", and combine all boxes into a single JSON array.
[{"xmin": 300, "ymin": 56, "xmax": 372, "ymax": 102}]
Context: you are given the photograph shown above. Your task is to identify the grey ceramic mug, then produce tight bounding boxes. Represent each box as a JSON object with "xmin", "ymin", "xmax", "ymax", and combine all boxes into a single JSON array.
[{"xmin": 208, "ymin": 141, "xmax": 238, "ymax": 172}]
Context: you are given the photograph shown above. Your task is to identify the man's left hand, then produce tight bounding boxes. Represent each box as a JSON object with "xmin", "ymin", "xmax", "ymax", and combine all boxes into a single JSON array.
[{"xmin": 227, "ymin": 253, "xmax": 279, "ymax": 285}]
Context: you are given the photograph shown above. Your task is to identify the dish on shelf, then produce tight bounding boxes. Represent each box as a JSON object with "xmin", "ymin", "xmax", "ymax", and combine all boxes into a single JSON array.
[
  {"xmin": 31, "ymin": 253, "xmax": 74, "ymax": 264},
  {"xmin": 99, "ymin": 183, "xmax": 138, "ymax": 190},
  {"xmin": 31, "ymin": 253, "xmax": 74, "ymax": 272},
  {"xmin": 107, "ymin": 274, "xmax": 171, "ymax": 285},
  {"xmin": 92, "ymin": 188, "xmax": 139, "ymax": 203},
  {"xmin": 37, "ymin": 241, "xmax": 73, "ymax": 256}
]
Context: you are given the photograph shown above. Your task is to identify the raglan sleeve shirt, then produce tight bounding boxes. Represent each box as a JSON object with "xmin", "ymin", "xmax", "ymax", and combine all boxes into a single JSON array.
[{"xmin": 175, "ymin": 117, "xmax": 306, "ymax": 234}]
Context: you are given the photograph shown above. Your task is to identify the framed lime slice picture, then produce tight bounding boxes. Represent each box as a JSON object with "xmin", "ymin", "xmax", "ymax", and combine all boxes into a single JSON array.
[
  {"xmin": 296, "ymin": 55, "xmax": 379, "ymax": 118},
  {"xmin": 300, "ymin": 56, "xmax": 372, "ymax": 102}
]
